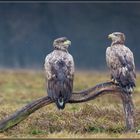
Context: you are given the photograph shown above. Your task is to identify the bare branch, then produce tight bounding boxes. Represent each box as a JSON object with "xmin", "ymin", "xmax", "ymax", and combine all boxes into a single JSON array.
[
  {"xmin": 69, "ymin": 81, "xmax": 122, "ymax": 103},
  {"xmin": 0, "ymin": 96, "xmax": 53, "ymax": 132},
  {"xmin": 0, "ymin": 81, "xmax": 134, "ymax": 132}
]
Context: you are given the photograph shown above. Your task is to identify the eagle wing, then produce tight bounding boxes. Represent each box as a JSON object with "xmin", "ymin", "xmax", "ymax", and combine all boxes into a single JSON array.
[
  {"xmin": 44, "ymin": 51, "xmax": 74, "ymax": 109},
  {"xmin": 106, "ymin": 45, "xmax": 136, "ymax": 91}
]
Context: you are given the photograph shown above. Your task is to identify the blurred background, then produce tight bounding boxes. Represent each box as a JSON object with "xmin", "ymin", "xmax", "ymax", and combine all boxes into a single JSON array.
[{"xmin": 0, "ymin": 2, "xmax": 139, "ymax": 70}]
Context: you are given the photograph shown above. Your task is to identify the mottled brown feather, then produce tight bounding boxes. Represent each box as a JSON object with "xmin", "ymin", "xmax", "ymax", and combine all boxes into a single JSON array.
[
  {"xmin": 106, "ymin": 32, "xmax": 136, "ymax": 93},
  {"xmin": 44, "ymin": 37, "xmax": 74, "ymax": 109}
]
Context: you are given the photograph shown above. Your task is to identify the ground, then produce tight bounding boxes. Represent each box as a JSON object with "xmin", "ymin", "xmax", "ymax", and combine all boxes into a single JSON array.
[{"xmin": 0, "ymin": 69, "xmax": 139, "ymax": 138}]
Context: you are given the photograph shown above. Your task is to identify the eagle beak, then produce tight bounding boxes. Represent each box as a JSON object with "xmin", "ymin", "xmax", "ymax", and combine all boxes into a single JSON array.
[
  {"xmin": 63, "ymin": 40, "xmax": 71, "ymax": 46},
  {"xmin": 108, "ymin": 33, "xmax": 114, "ymax": 39}
]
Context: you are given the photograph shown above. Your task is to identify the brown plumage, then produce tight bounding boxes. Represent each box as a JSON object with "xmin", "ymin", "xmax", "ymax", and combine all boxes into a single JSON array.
[
  {"xmin": 106, "ymin": 32, "xmax": 136, "ymax": 93},
  {"xmin": 44, "ymin": 37, "xmax": 74, "ymax": 109}
]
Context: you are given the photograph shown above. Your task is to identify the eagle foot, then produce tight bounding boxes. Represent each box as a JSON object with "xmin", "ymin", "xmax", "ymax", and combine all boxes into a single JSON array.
[{"xmin": 111, "ymin": 79, "xmax": 119, "ymax": 85}]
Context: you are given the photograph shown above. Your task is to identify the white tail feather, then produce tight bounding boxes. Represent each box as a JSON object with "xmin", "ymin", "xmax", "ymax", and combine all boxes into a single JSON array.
[
  {"xmin": 58, "ymin": 98, "xmax": 64, "ymax": 106},
  {"xmin": 124, "ymin": 86, "xmax": 133, "ymax": 93}
]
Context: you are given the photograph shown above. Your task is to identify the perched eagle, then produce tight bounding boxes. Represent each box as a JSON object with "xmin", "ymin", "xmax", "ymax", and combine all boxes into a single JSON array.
[
  {"xmin": 44, "ymin": 37, "xmax": 74, "ymax": 109},
  {"xmin": 106, "ymin": 32, "xmax": 136, "ymax": 93}
]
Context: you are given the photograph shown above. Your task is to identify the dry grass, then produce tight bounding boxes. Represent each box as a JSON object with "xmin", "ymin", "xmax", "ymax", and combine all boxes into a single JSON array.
[{"xmin": 0, "ymin": 69, "xmax": 139, "ymax": 138}]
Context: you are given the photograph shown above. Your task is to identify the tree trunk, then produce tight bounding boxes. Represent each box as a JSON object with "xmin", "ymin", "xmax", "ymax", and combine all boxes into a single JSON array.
[{"xmin": 120, "ymin": 93, "xmax": 134, "ymax": 131}]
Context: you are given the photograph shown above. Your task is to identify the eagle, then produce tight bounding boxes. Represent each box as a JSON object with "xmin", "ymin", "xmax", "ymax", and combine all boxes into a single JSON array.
[
  {"xmin": 44, "ymin": 37, "xmax": 74, "ymax": 109},
  {"xmin": 106, "ymin": 32, "xmax": 136, "ymax": 94}
]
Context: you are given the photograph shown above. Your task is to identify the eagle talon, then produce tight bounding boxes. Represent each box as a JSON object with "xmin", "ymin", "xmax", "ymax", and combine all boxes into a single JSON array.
[{"xmin": 111, "ymin": 79, "xmax": 119, "ymax": 85}]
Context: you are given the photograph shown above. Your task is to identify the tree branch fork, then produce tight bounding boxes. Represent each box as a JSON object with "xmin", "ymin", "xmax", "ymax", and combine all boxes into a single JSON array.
[{"xmin": 0, "ymin": 81, "xmax": 135, "ymax": 132}]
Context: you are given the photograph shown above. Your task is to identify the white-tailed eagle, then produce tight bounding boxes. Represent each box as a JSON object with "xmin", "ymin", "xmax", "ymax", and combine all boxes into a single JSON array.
[
  {"xmin": 44, "ymin": 37, "xmax": 74, "ymax": 109},
  {"xmin": 106, "ymin": 32, "xmax": 136, "ymax": 93}
]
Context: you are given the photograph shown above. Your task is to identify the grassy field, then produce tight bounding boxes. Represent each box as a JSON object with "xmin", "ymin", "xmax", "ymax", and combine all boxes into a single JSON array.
[{"xmin": 0, "ymin": 69, "xmax": 139, "ymax": 138}]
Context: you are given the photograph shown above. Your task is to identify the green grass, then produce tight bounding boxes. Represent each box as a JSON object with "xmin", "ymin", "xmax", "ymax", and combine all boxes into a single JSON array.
[{"xmin": 0, "ymin": 69, "xmax": 139, "ymax": 138}]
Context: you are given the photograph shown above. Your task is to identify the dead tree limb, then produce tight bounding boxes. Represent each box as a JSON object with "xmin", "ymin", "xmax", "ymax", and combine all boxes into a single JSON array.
[
  {"xmin": 120, "ymin": 93, "xmax": 135, "ymax": 131},
  {"xmin": 0, "ymin": 82, "xmax": 134, "ymax": 132}
]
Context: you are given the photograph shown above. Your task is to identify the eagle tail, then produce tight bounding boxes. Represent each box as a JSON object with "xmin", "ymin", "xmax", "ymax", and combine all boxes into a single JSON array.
[
  {"xmin": 122, "ymin": 84, "xmax": 135, "ymax": 94},
  {"xmin": 55, "ymin": 91, "xmax": 65, "ymax": 109},
  {"xmin": 56, "ymin": 98, "xmax": 65, "ymax": 109}
]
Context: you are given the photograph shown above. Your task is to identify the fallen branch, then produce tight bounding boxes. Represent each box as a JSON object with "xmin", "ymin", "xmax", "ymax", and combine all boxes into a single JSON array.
[{"xmin": 0, "ymin": 81, "xmax": 134, "ymax": 132}]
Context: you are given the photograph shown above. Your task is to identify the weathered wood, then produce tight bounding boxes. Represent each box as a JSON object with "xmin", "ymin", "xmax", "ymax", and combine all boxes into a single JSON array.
[
  {"xmin": 0, "ymin": 82, "xmax": 134, "ymax": 132},
  {"xmin": 120, "ymin": 93, "xmax": 134, "ymax": 131},
  {"xmin": 0, "ymin": 96, "xmax": 53, "ymax": 132},
  {"xmin": 69, "ymin": 81, "xmax": 122, "ymax": 103}
]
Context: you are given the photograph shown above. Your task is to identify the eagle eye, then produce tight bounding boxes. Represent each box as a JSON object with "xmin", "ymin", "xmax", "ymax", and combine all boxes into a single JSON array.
[{"xmin": 63, "ymin": 39, "xmax": 67, "ymax": 42}]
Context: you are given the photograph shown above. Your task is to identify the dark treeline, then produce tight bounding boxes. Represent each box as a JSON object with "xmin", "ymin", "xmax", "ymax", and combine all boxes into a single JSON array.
[{"xmin": 0, "ymin": 3, "xmax": 139, "ymax": 70}]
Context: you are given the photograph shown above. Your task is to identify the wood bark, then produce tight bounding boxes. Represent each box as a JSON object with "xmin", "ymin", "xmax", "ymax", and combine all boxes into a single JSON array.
[{"xmin": 0, "ymin": 82, "xmax": 134, "ymax": 132}]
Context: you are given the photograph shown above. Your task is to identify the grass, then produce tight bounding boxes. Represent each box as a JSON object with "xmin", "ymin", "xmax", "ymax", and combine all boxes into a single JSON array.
[{"xmin": 0, "ymin": 69, "xmax": 139, "ymax": 138}]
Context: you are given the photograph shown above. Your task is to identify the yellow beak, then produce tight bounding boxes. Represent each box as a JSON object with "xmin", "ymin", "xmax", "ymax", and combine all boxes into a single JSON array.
[
  {"xmin": 108, "ymin": 33, "xmax": 114, "ymax": 39},
  {"xmin": 63, "ymin": 40, "xmax": 71, "ymax": 46}
]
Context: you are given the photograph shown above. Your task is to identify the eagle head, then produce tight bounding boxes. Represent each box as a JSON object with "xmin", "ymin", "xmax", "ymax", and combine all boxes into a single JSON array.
[
  {"xmin": 53, "ymin": 37, "xmax": 71, "ymax": 51},
  {"xmin": 108, "ymin": 32, "xmax": 125, "ymax": 45}
]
